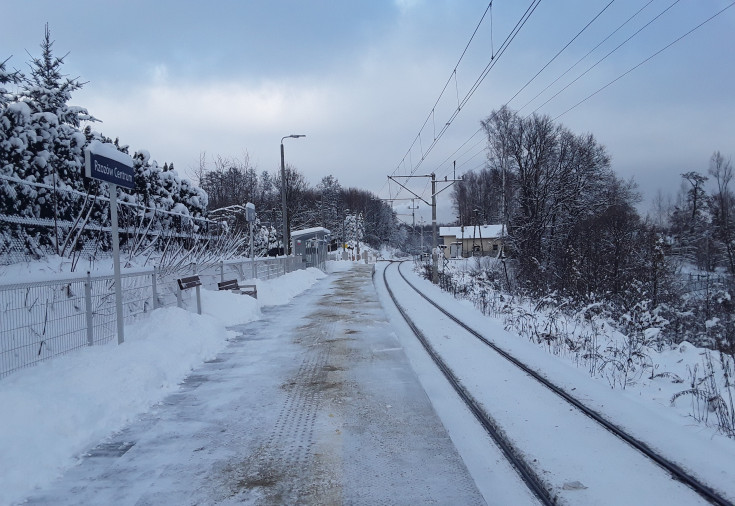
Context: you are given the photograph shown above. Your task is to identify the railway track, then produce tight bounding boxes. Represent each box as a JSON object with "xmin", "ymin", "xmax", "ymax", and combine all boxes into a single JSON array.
[{"xmin": 379, "ymin": 260, "xmax": 733, "ymax": 506}]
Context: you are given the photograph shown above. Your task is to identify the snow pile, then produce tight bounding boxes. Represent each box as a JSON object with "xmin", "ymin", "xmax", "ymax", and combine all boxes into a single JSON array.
[
  {"xmin": 0, "ymin": 268, "xmax": 325, "ymax": 505},
  {"xmin": 325, "ymin": 259, "xmax": 355, "ymax": 273},
  {"xmin": 255, "ymin": 267, "xmax": 327, "ymax": 305},
  {"xmin": 200, "ymin": 287, "xmax": 260, "ymax": 326}
]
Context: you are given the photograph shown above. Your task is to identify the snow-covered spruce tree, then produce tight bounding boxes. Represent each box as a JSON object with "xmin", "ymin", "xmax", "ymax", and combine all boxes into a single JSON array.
[
  {"xmin": 0, "ymin": 57, "xmax": 20, "ymax": 106},
  {"xmin": 1, "ymin": 28, "xmax": 213, "ymax": 262},
  {"xmin": 240, "ymin": 219, "xmax": 279, "ymax": 257},
  {"xmin": 0, "ymin": 58, "xmax": 27, "ymax": 254},
  {"xmin": 0, "ymin": 70, "xmax": 35, "ymax": 220},
  {"xmin": 343, "ymin": 212, "xmax": 365, "ymax": 249},
  {"xmin": 0, "ymin": 57, "xmax": 26, "ymax": 208},
  {"xmin": 13, "ymin": 25, "xmax": 97, "ymax": 253},
  {"xmin": 317, "ymin": 175, "xmax": 343, "ymax": 232},
  {"xmin": 128, "ymin": 149, "xmax": 207, "ymax": 239}
]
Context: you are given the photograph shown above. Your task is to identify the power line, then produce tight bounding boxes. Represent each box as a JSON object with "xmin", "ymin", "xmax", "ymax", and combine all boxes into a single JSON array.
[
  {"xmin": 553, "ymin": 1, "xmax": 735, "ymax": 121},
  {"xmin": 394, "ymin": 0, "xmax": 733, "ymax": 217},
  {"xmin": 402, "ymin": 0, "xmax": 542, "ymax": 200},
  {"xmin": 389, "ymin": 2, "xmax": 494, "ymax": 180},
  {"xmin": 517, "ymin": 0, "xmax": 656, "ymax": 113},
  {"xmin": 506, "ymin": 0, "xmax": 616, "ymax": 107},
  {"xmin": 408, "ymin": 0, "xmax": 663, "ymax": 195},
  {"xmin": 457, "ymin": 0, "xmax": 542, "ymax": 114},
  {"xmin": 432, "ymin": 126, "xmax": 484, "ymax": 175},
  {"xmin": 422, "ymin": 0, "xmax": 686, "ymax": 187},
  {"xmin": 531, "ymin": 0, "xmax": 683, "ymax": 116},
  {"xmin": 434, "ymin": 135, "xmax": 487, "ymax": 183},
  {"xmin": 387, "ymin": 0, "xmax": 542, "ymax": 202}
]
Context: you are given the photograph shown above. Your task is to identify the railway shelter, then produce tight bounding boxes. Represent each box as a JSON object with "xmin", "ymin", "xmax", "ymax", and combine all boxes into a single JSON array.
[{"xmin": 291, "ymin": 226, "xmax": 331, "ymax": 269}]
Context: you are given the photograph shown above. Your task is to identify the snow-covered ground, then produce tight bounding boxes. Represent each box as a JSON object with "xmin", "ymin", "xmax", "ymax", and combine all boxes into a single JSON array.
[
  {"xmin": 2, "ymin": 253, "xmax": 734, "ymax": 504},
  {"xmin": 0, "ymin": 264, "xmax": 337, "ymax": 506},
  {"xmin": 439, "ymin": 256, "xmax": 735, "ymax": 440},
  {"xmin": 380, "ymin": 262, "xmax": 735, "ymax": 503},
  {"xmin": 5, "ymin": 260, "xmax": 492, "ymax": 505}
]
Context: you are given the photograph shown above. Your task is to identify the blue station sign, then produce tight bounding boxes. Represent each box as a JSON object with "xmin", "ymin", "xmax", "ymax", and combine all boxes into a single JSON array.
[{"xmin": 84, "ymin": 141, "xmax": 135, "ymax": 189}]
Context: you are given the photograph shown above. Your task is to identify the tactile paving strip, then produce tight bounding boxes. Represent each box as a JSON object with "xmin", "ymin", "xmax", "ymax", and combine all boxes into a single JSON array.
[{"xmin": 234, "ymin": 317, "xmax": 334, "ymax": 502}]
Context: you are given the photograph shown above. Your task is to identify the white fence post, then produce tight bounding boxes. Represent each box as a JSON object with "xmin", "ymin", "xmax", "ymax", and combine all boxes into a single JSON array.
[{"xmin": 151, "ymin": 266, "xmax": 159, "ymax": 310}]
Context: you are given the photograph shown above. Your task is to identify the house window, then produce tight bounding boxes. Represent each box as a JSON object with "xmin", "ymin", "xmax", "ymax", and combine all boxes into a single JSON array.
[{"xmin": 493, "ymin": 244, "xmax": 498, "ymax": 251}]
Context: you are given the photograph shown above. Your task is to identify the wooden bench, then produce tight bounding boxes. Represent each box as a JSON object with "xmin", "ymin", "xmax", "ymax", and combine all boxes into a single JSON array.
[
  {"xmin": 177, "ymin": 275, "xmax": 202, "ymax": 291},
  {"xmin": 217, "ymin": 279, "xmax": 258, "ymax": 299},
  {"xmin": 177, "ymin": 275, "xmax": 202, "ymax": 314}
]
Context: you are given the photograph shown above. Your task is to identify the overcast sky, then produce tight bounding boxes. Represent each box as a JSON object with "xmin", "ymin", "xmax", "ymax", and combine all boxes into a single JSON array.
[{"xmin": 2, "ymin": 0, "xmax": 734, "ymax": 223}]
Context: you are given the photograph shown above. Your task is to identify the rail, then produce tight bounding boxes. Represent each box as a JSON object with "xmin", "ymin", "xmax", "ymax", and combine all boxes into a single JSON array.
[
  {"xmin": 381, "ymin": 260, "xmax": 554, "ymax": 505},
  {"xmin": 382, "ymin": 260, "xmax": 732, "ymax": 506}
]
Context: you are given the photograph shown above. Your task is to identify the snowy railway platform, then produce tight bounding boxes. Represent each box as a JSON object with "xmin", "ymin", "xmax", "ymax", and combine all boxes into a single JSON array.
[{"xmin": 17, "ymin": 263, "xmax": 488, "ymax": 505}]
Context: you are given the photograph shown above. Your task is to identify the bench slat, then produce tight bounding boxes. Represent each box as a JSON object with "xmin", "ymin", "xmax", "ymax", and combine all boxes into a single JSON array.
[
  {"xmin": 217, "ymin": 279, "xmax": 257, "ymax": 299},
  {"xmin": 217, "ymin": 279, "xmax": 239, "ymax": 290},
  {"xmin": 177, "ymin": 275, "xmax": 202, "ymax": 290}
]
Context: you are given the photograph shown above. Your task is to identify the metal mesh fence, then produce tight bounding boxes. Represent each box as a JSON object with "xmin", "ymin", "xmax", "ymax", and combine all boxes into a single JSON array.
[
  {"xmin": 0, "ymin": 276, "xmax": 89, "ymax": 378},
  {"xmin": 0, "ymin": 173, "xmax": 222, "ymax": 266},
  {"xmin": 0, "ymin": 256, "xmax": 305, "ymax": 379}
]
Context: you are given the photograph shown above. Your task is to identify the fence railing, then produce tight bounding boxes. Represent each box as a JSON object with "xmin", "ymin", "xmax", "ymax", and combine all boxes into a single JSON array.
[
  {"xmin": 0, "ymin": 255, "xmax": 304, "ymax": 379},
  {"xmin": 679, "ymin": 273, "xmax": 733, "ymax": 295}
]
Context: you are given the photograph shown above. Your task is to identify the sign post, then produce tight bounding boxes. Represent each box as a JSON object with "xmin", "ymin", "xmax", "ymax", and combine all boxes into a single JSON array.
[
  {"xmin": 246, "ymin": 202, "xmax": 256, "ymax": 280},
  {"xmin": 85, "ymin": 141, "xmax": 135, "ymax": 345}
]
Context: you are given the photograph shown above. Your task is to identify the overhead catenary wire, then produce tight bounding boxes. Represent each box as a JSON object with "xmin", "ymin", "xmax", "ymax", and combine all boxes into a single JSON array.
[
  {"xmin": 432, "ymin": 126, "xmax": 484, "ymax": 175},
  {"xmin": 412, "ymin": 0, "xmax": 541, "ymax": 178},
  {"xmin": 506, "ymin": 0, "xmax": 616, "ymax": 107},
  {"xmin": 553, "ymin": 1, "xmax": 735, "ymax": 121},
  {"xmin": 435, "ymin": 136, "xmax": 488, "ymax": 183},
  {"xmin": 421, "ymin": 0, "xmax": 652, "ymax": 188},
  {"xmin": 517, "ymin": 0, "xmax": 656, "ymax": 113},
  {"xmin": 386, "ymin": 1, "xmax": 541, "ymax": 202},
  {"xmin": 422, "ymin": 0, "xmax": 713, "ymax": 186},
  {"xmin": 531, "ymin": 0, "xmax": 684, "ymax": 116},
  {"xmin": 389, "ymin": 1, "xmax": 494, "ymax": 180},
  {"xmin": 456, "ymin": 0, "xmax": 542, "ymax": 114},
  {"xmin": 427, "ymin": 1, "xmax": 642, "ymax": 187},
  {"xmin": 389, "ymin": 0, "xmax": 733, "ymax": 214},
  {"xmin": 408, "ymin": 0, "xmax": 666, "ymax": 194}
]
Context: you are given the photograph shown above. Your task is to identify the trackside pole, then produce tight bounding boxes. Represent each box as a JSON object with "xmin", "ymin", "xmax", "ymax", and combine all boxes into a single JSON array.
[
  {"xmin": 85, "ymin": 142, "xmax": 134, "ymax": 346},
  {"xmin": 109, "ymin": 182, "xmax": 125, "ymax": 344}
]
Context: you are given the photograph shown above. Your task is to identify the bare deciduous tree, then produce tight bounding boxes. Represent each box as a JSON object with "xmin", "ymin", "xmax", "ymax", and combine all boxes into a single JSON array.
[{"xmin": 709, "ymin": 151, "xmax": 735, "ymax": 274}]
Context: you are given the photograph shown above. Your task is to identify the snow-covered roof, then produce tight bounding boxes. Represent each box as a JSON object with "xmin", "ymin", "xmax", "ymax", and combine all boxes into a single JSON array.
[
  {"xmin": 439, "ymin": 225, "xmax": 504, "ymax": 239},
  {"xmin": 291, "ymin": 227, "xmax": 331, "ymax": 238}
]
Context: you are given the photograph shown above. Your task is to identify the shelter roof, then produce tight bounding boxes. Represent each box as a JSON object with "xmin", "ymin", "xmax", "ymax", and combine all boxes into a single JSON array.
[{"xmin": 439, "ymin": 225, "xmax": 504, "ymax": 239}]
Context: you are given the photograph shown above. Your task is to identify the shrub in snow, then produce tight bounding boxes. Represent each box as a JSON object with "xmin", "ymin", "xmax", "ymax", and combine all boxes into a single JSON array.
[
  {"xmin": 671, "ymin": 350, "xmax": 735, "ymax": 437},
  {"xmin": 423, "ymin": 259, "xmax": 735, "ymax": 435}
]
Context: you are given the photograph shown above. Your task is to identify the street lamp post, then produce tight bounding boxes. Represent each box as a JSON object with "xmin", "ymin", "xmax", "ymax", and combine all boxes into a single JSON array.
[{"xmin": 280, "ymin": 134, "xmax": 305, "ymax": 264}]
